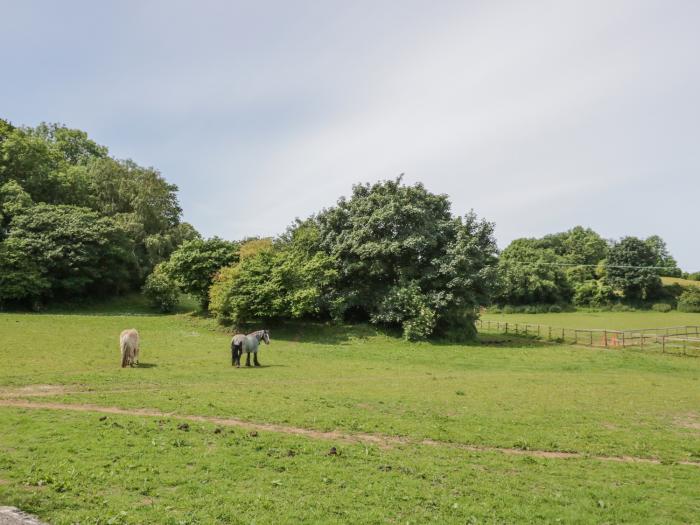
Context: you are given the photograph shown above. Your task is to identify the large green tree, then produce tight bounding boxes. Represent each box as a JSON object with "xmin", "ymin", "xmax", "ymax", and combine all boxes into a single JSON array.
[
  {"xmin": 0, "ymin": 204, "xmax": 137, "ymax": 306},
  {"xmin": 605, "ymin": 237, "xmax": 662, "ymax": 302},
  {"xmin": 314, "ymin": 178, "xmax": 498, "ymax": 340},
  {"xmin": 0, "ymin": 118, "xmax": 198, "ymax": 303},
  {"xmin": 495, "ymin": 239, "xmax": 572, "ymax": 305}
]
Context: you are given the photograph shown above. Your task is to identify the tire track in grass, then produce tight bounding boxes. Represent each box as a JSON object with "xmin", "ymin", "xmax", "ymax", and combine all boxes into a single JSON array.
[{"xmin": 1, "ymin": 399, "xmax": 699, "ymax": 467}]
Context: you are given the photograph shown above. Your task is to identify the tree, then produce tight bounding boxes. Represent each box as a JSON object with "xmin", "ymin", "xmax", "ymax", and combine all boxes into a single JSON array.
[
  {"xmin": 0, "ymin": 204, "xmax": 137, "ymax": 305},
  {"xmin": 495, "ymin": 239, "xmax": 572, "ymax": 305},
  {"xmin": 209, "ymin": 227, "xmax": 337, "ymax": 326},
  {"xmin": 0, "ymin": 119, "xmax": 196, "ymax": 303},
  {"xmin": 0, "ymin": 180, "xmax": 33, "ymax": 236},
  {"xmin": 678, "ymin": 287, "xmax": 700, "ymax": 312},
  {"xmin": 142, "ymin": 263, "xmax": 180, "ymax": 313},
  {"xmin": 167, "ymin": 237, "xmax": 239, "ymax": 309},
  {"xmin": 645, "ymin": 235, "xmax": 682, "ymax": 277},
  {"xmin": 605, "ymin": 237, "xmax": 662, "ymax": 302},
  {"xmin": 314, "ymin": 178, "xmax": 497, "ymax": 339}
]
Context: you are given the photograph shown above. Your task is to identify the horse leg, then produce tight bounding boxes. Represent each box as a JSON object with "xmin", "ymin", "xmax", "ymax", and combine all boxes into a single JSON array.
[
  {"xmin": 235, "ymin": 346, "xmax": 242, "ymax": 368},
  {"xmin": 245, "ymin": 351, "xmax": 251, "ymax": 367},
  {"xmin": 231, "ymin": 345, "xmax": 235, "ymax": 366},
  {"xmin": 254, "ymin": 352, "xmax": 261, "ymax": 367}
]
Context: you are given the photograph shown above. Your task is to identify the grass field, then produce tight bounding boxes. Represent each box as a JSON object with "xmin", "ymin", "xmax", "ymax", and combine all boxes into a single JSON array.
[
  {"xmin": 482, "ymin": 310, "xmax": 700, "ymax": 330},
  {"xmin": 1, "ymin": 307, "xmax": 699, "ymax": 523},
  {"xmin": 662, "ymin": 276, "xmax": 700, "ymax": 289}
]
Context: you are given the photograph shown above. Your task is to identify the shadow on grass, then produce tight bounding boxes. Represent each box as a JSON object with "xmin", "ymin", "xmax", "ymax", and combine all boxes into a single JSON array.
[
  {"xmin": 136, "ymin": 363, "xmax": 158, "ymax": 368},
  {"xmin": 265, "ymin": 321, "xmax": 394, "ymax": 345},
  {"xmin": 3, "ymin": 293, "xmax": 199, "ymax": 317}
]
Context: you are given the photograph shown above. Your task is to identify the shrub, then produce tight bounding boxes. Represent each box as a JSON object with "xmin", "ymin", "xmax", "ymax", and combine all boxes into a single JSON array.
[
  {"xmin": 611, "ymin": 303, "xmax": 634, "ymax": 312},
  {"xmin": 502, "ymin": 305, "xmax": 516, "ymax": 314},
  {"xmin": 401, "ymin": 305, "xmax": 437, "ymax": 342},
  {"xmin": 651, "ymin": 303, "xmax": 672, "ymax": 313},
  {"xmin": 548, "ymin": 304, "xmax": 563, "ymax": 313},
  {"xmin": 573, "ymin": 280, "xmax": 616, "ymax": 307},
  {"xmin": 678, "ymin": 288, "xmax": 700, "ymax": 313},
  {"xmin": 142, "ymin": 264, "xmax": 180, "ymax": 313}
]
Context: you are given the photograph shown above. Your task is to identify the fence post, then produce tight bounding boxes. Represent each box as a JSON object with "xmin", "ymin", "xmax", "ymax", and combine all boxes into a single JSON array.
[
  {"xmin": 548, "ymin": 326, "xmax": 552, "ymax": 340},
  {"xmin": 641, "ymin": 334, "xmax": 644, "ymax": 349},
  {"xmin": 525, "ymin": 324, "xmax": 528, "ymax": 336},
  {"xmin": 662, "ymin": 336, "xmax": 665, "ymax": 353},
  {"xmin": 537, "ymin": 325, "xmax": 541, "ymax": 337},
  {"xmin": 505, "ymin": 323, "xmax": 508, "ymax": 334},
  {"xmin": 604, "ymin": 330, "xmax": 608, "ymax": 348},
  {"xmin": 574, "ymin": 330, "xmax": 578, "ymax": 345},
  {"xmin": 622, "ymin": 332, "xmax": 626, "ymax": 348},
  {"xmin": 562, "ymin": 328, "xmax": 565, "ymax": 341}
]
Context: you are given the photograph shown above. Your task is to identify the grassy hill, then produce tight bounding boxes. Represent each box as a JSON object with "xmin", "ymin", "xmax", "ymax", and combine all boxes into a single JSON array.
[{"xmin": 662, "ymin": 276, "xmax": 700, "ymax": 288}]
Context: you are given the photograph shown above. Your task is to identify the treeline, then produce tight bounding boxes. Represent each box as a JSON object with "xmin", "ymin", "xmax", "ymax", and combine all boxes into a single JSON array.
[
  {"xmin": 494, "ymin": 227, "xmax": 699, "ymax": 311},
  {"xmin": 3, "ymin": 119, "xmax": 697, "ymax": 337},
  {"xmin": 147, "ymin": 178, "xmax": 498, "ymax": 341},
  {"xmin": 0, "ymin": 120, "xmax": 198, "ymax": 307}
]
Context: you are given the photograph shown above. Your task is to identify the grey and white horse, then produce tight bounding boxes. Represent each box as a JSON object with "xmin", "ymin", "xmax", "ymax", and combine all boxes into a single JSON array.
[{"xmin": 231, "ymin": 329, "xmax": 270, "ymax": 367}]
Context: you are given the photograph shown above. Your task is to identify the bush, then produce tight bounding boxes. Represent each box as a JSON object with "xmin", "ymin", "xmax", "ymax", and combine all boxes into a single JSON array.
[
  {"xmin": 678, "ymin": 288, "xmax": 700, "ymax": 313},
  {"xmin": 502, "ymin": 305, "xmax": 516, "ymax": 314},
  {"xmin": 611, "ymin": 304, "xmax": 635, "ymax": 312},
  {"xmin": 402, "ymin": 305, "xmax": 437, "ymax": 341},
  {"xmin": 142, "ymin": 264, "xmax": 180, "ymax": 313},
  {"xmin": 573, "ymin": 280, "xmax": 616, "ymax": 307},
  {"xmin": 548, "ymin": 304, "xmax": 563, "ymax": 313},
  {"xmin": 651, "ymin": 303, "xmax": 673, "ymax": 313}
]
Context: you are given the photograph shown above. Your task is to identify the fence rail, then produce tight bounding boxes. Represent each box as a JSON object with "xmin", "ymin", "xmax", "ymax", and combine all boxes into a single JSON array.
[{"xmin": 476, "ymin": 320, "xmax": 700, "ymax": 356}]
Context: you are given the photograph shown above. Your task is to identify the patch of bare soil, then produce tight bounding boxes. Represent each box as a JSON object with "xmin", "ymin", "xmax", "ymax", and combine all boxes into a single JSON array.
[
  {"xmin": 1, "ymin": 399, "xmax": 698, "ymax": 468},
  {"xmin": 675, "ymin": 413, "xmax": 700, "ymax": 431},
  {"xmin": 0, "ymin": 385, "xmax": 79, "ymax": 398},
  {"xmin": 0, "ymin": 506, "xmax": 49, "ymax": 525}
]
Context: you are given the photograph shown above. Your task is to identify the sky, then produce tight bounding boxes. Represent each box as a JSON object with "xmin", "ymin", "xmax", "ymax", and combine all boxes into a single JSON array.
[{"xmin": 2, "ymin": 0, "xmax": 699, "ymax": 269}]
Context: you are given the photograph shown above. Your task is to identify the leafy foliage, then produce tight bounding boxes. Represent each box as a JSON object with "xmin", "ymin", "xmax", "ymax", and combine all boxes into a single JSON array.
[
  {"xmin": 677, "ymin": 287, "xmax": 700, "ymax": 313},
  {"xmin": 167, "ymin": 237, "xmax": 239, "ymax": 309},
  {"xmin": 0, "ymin": 118, "xmax": 197, "ymax": 305},
  {"xmin": 209, "ymin": 228, "xmax": 337, "ymax": 325},
  {"xmin": 644, "ymin": 235, "xmax": 681, "ymax": 277},
  {"xmin": 314, "ymin": 178, "xmax": 498, "ymax": 339},
  {"xmin": 572, "ymin": 279, "xmax": 617, "ymax": 307},
  {"xmin": 495, "ymin": 239, "xmax": 572, "ymax": 305},
  {"xmin": 142, "ymin": 263, "xmax": 181, "ymax": 313},
  {"xmin": 605, "ymin": 237, "xmax": 662, "ymax": 302},
  {"xmin": 0, "ymin": 204, "xmax": 136, "ymax": 306}
]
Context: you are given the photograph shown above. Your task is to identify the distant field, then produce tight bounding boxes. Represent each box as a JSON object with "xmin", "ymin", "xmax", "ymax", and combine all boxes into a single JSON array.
[
  {"xmin": 482, "ymin": 310, "xmax": 700, "ymax": 330},
  {"xmin": 662, "ymin": 276, "xmax": 700, "ymax": 288},
  {"xmin": 1, "ymin": 309, "xmax": 699, "ymax": 523}
]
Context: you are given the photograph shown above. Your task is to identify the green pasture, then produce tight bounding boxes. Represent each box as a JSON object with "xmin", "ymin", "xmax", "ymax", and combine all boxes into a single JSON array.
[
  {"xmin": 482, "ymin": 310, "xmax": 700, "ymax": 330},
  {"xmin": 662, "ymin": 276, "xmax": 700, "ymax": 289},
  {"xmin": 1, "ymin": 308, "xmax": 699, "ymax": 523}
]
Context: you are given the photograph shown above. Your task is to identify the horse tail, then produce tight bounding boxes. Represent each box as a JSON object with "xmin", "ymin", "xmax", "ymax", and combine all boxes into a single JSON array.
[{"xmin": 120, "ymin": 338, "xmax": 129, "ymax": 368}]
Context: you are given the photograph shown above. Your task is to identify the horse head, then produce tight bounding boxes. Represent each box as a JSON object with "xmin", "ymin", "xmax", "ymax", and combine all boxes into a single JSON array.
[{"xmin": 261, "ymin": 329, "xmax": 270, "ymax": 345}]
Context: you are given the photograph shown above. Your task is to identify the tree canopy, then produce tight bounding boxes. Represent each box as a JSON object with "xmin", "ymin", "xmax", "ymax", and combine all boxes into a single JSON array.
[{"xmin": 0, "ymin": 119, "xmax": 196, "ymax": 307}]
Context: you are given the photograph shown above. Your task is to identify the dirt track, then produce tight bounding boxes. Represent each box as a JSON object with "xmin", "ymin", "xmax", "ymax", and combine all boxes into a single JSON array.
[{"xmin": 1, "ymin": 398, "xmax": 698, "ymax": 468}]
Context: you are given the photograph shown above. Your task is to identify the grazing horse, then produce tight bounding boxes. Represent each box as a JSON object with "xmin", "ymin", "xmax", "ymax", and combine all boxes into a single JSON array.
[
  {"xmin": 120, "ymin": 329, "xmax": 140, "ymax": 368},
  {"xmin": 230, "ymin": 330, "xmax": 270, "ymax": 367}
]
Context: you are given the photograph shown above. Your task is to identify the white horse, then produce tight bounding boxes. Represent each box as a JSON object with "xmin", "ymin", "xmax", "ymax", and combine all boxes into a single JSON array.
[
  {"xmin": 230, "ymin": 330, "xmax": 270, "ymax": 367},
  {"xmin": 120, "ymin": 329, "xmax": 140, "ymax": 368}
]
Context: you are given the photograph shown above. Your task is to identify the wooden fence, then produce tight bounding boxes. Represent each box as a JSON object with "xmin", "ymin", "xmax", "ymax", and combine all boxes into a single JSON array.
[{"xmin": 476, "ymin": 320, "xmax": 700, "ymax": 356}]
